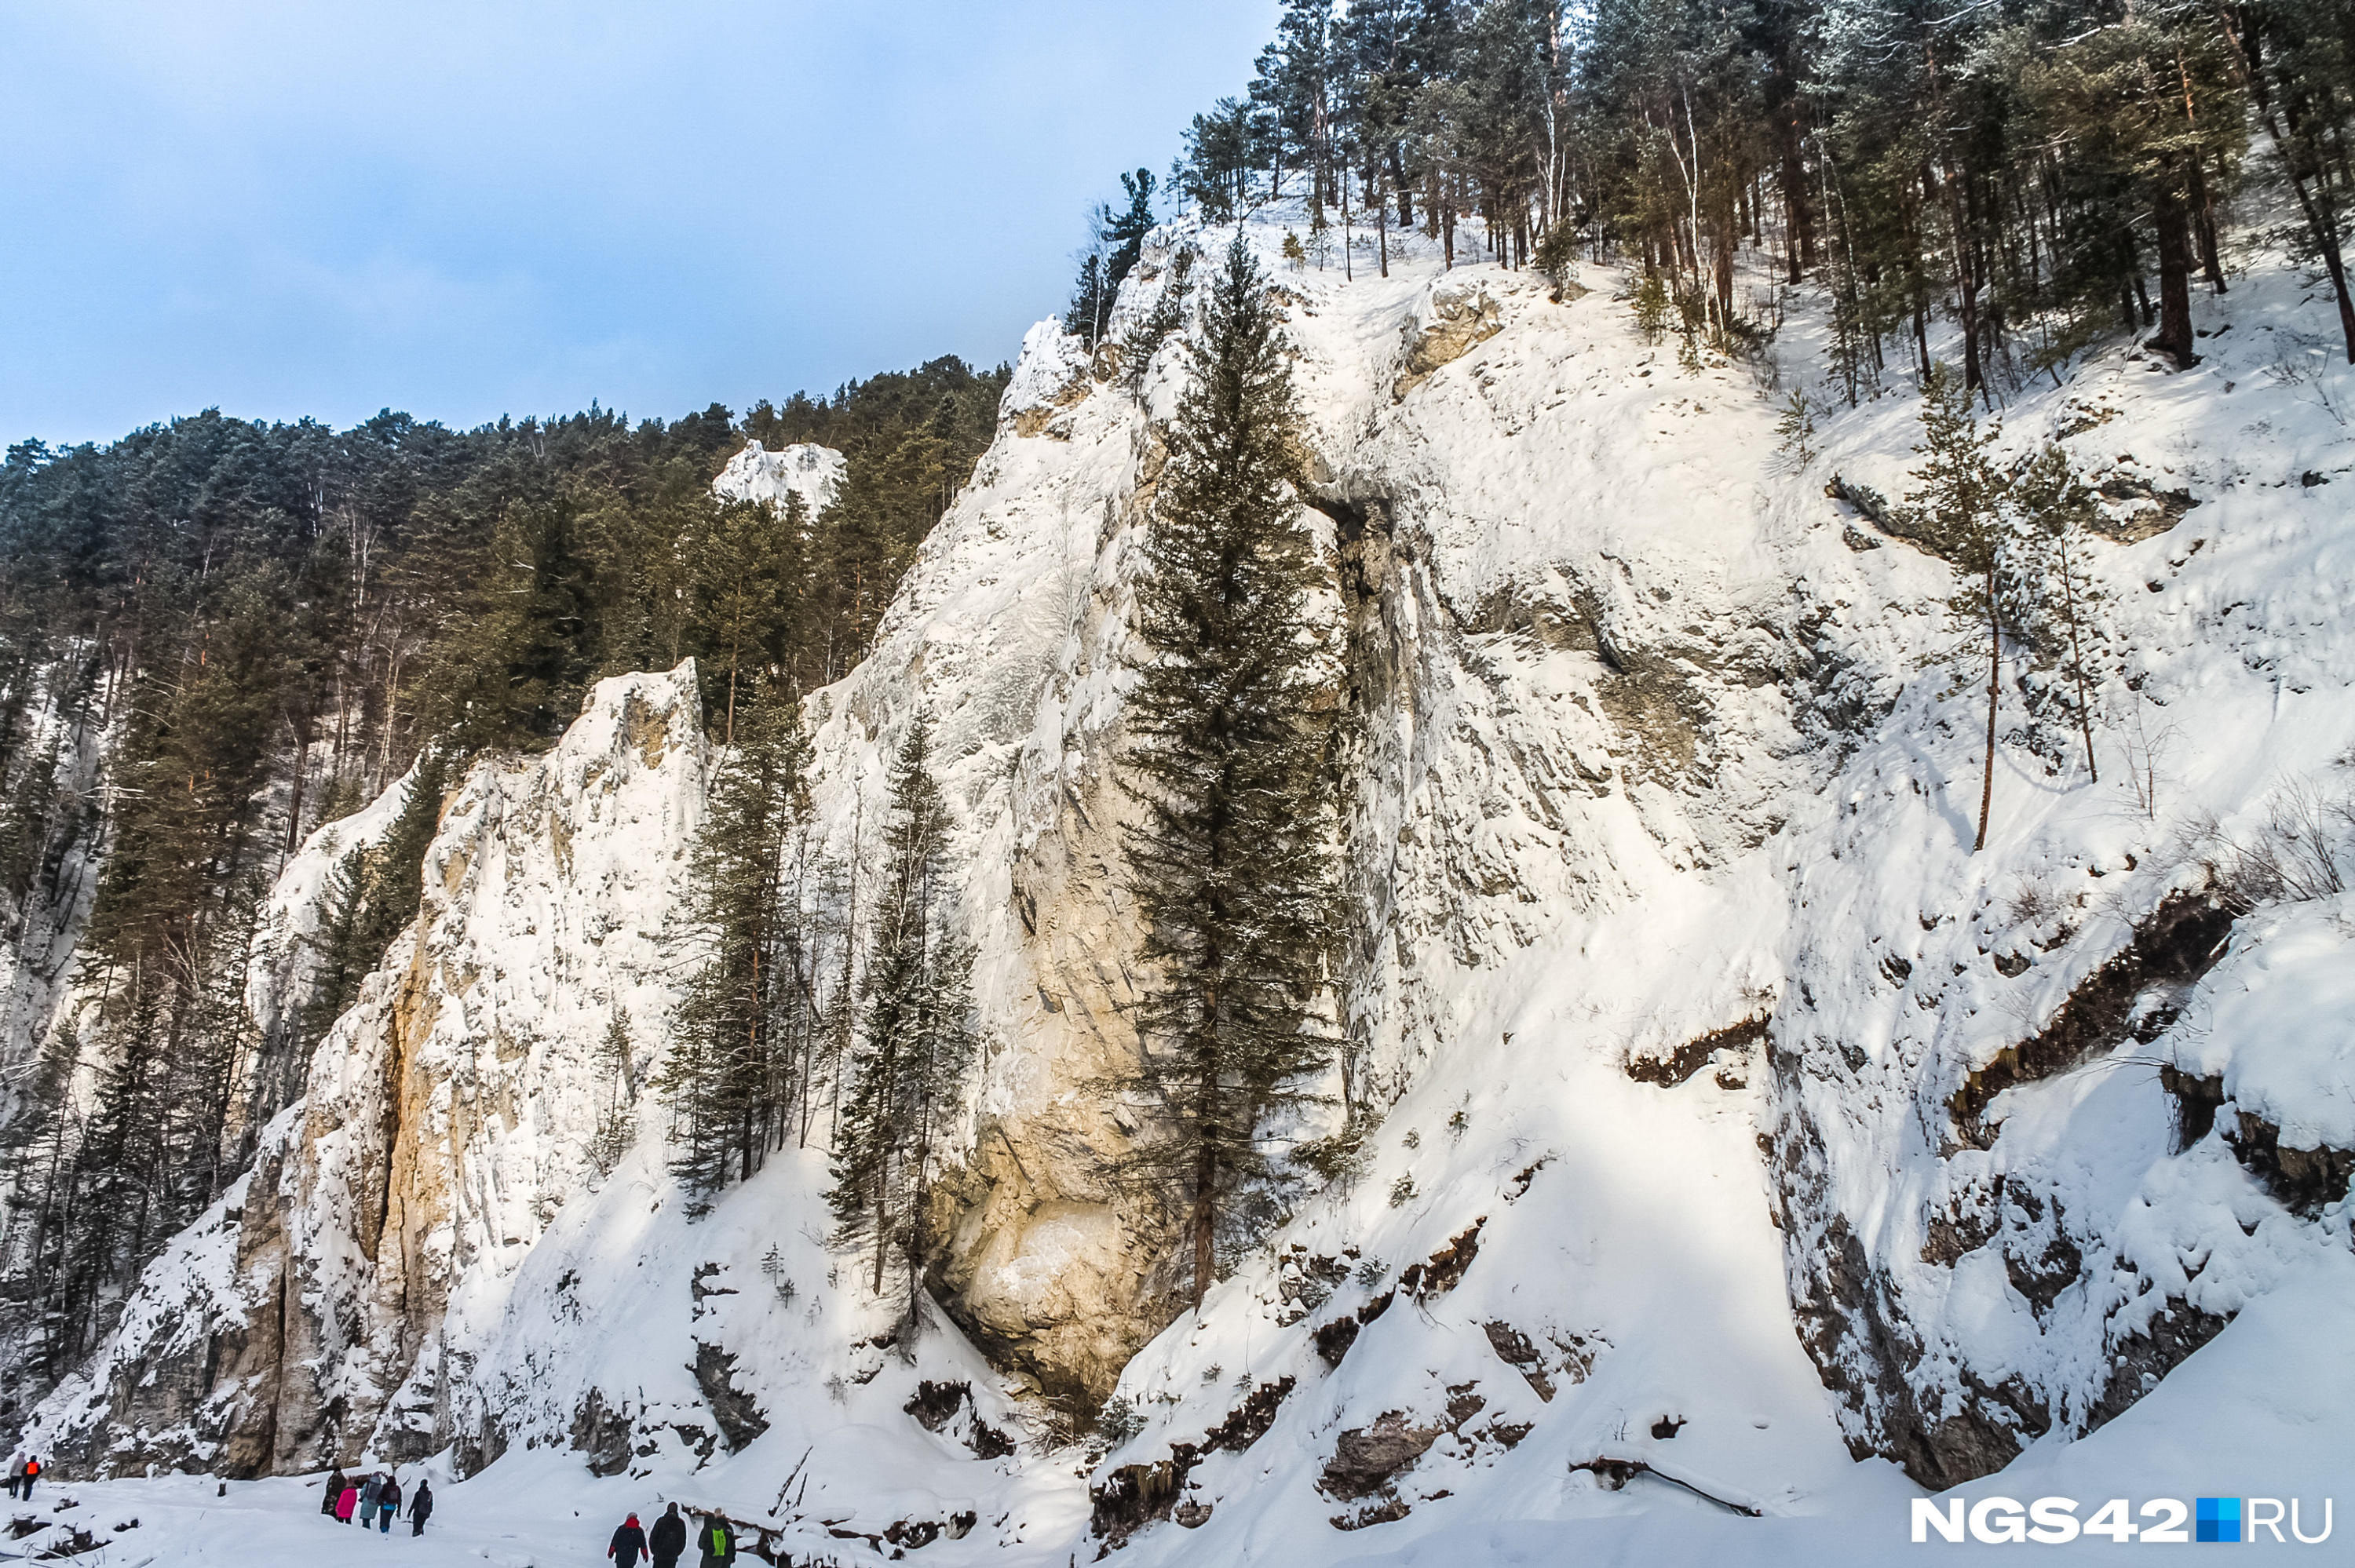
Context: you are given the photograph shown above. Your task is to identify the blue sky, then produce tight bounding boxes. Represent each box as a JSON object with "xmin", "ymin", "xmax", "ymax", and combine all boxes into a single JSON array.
[{"xmin": 0, "ymin": 1, "xmax": 1274, "ymax": 446}]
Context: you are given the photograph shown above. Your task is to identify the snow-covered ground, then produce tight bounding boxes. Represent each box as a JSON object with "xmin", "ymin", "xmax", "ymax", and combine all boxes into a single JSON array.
[{"xmin": 27, "ymin": 194, "xmax": 2355, "ymax": 1566}]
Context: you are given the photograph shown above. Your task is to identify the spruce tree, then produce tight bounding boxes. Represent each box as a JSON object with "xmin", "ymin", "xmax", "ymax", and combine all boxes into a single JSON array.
[
  {"xmin": 659, "ymin": 683, "xmax": 809, "ymax": 1208},
  {"xmin": 1116, "ymin": 236, "xmax": 1340, "ymax": 1310},
  {"xmin": 829, "ymin": 720, "xmax": 973, "ymax": 1302}
]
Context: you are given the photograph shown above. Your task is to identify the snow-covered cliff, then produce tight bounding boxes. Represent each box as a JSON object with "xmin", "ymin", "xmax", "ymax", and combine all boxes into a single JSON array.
[{"xmin": 32, "ymin": 206, "xmax": 2354, "ymax": 1565}]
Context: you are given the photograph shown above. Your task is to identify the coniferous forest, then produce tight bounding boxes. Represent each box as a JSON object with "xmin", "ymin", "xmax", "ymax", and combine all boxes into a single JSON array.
[
  {"xmin": 4, "ymin": 0, "xmax": 2354, "ymax": 1443},
  {"xmin": 1147, "ymin": 0, "xmax": 2353, "ymax": 383}
]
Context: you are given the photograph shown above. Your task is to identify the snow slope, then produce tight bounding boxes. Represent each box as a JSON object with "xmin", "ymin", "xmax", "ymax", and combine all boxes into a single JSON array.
[{"xmin": 28, "ymin": 199, "xmax": 2355, "ymax": 1568}]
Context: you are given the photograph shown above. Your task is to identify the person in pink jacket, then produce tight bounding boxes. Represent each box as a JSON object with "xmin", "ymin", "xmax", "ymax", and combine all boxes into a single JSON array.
[{"xmin": 334, "ymin": 1482, "xmax": 360, "ymax": 1523}]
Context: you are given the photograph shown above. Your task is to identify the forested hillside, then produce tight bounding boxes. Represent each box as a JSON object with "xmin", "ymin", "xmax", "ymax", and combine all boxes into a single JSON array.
[
  {"xmin": 1151, "ymin": 0, "xmax": 2351, "ymax": 385},
  {"xmin": 0, "ymin": 356, "xmax": 1003, "ymax": 1407}
]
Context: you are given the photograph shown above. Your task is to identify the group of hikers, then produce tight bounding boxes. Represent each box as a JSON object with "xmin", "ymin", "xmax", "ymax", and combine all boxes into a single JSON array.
[
  {"xmin": 321, "ymin": 1468, "xmax": 433, "ymax": 1534},
  {"xmin": 312, "ymin": 1471, "xmax": 744, "ymax": 1562},
  {"xmin": 608, "ymin": 1502, "xmax": 738, "ymax": 1568},
  {"xmin": 3, "ymin": 1455, "xmax": 39, "ymax": 1498}
]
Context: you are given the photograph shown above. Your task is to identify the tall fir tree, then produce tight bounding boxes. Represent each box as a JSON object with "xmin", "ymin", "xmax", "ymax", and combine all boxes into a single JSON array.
[
  {"xmin": 659, "ymin": 682, "xmax": 810, "ymax": 1207},
  {"xmin": 1116, "ymin": 235, "xmax": 1340, "ymax": 1311},
  {"xmin": 830, "ymin": 720, "xmax": 974, "ymax": 1303}
]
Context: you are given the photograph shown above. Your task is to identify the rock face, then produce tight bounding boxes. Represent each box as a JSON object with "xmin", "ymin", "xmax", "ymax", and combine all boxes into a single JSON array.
[
  {"xmin": 713, "ymin": 439, "xmax": 845, "ymax": 514},
  {"xmin": 37, "ymin": 666, "xmax": 711, "ymax": 1473},
  {"xmin": 25, "ymin": 212, "xmax": 2355, "ymax": 1552}
]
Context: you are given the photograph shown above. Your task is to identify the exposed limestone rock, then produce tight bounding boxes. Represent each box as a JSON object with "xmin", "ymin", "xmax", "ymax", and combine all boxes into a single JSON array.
[{"xmin": 1393, "ymin": 278, "xmax": 1502, "ymax": 401}]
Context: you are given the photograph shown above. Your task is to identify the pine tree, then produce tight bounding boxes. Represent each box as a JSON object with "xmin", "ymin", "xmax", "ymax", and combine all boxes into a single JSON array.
[
  {"xmin": 829, "ymin": 720, "xmax": 973, "ymax": 1303},
  {"xmin": 1104, "ymin": 169, "xmax": 1159, "ymax": 289},
  {"xmin": 659, "ymin": 683, "xmax": 809, "ymax": 1208},
  {"xmin": 1908, "ymin": 362, "xmax": 2013, "ymax": 853},
  {"xmin": 1115, "ymin": 236, "xmax": 1340, "ymax": 1311}
]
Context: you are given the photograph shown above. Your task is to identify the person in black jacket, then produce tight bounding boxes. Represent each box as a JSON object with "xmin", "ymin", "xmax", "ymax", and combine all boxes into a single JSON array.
[
  {"xmin": 408, "ymin": 1479, "xmax": 434, "ymax": 1537},
  {"xmin": 648, "ymin": 1503, "xmax": 686, "ymax": 1568},
  {"xmin": 696, "ymin": 1513, "xmax": 734, "ymax": 1568},
  {"xmin": 609, "ymin": 1513, "xmax": 649, "ymax": 1566},
  {"xmin": 320, "ymin": 1468, "xmax": 347, "ymax": 1517}
]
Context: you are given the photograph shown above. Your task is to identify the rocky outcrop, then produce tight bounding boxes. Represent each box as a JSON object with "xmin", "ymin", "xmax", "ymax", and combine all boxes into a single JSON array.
[
  {"xmin": 1393, "ymin": 277, "xmax": 1502, "ymax": 401},
  {"xmin": 33, "ymin": 665, "xmax": 711, "ymax": 1473}
]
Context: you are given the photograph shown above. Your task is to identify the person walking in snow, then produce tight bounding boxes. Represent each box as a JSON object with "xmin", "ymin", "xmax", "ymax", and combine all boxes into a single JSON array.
[
  {"xmin": 648, "ymin": 1502, "xmax": 686, "ymax": 1568},
  {"xmin": 408, "ymin": 1479, "xmax": 433, "ymax": 1537},
  {"xmin": 5, "ymin": 1454, "xmax": 23, "ymax": 1499},
  {"xmin": 321, "ymin": 1468, "xmax": 348, "ymax": 1517},
  {"xmin": 695, "ymin": 1512, "xmax": 734, "ymax": 1568},
  {"xmin": 608, "ymin": 1512, "xmax": 649, "ymax": 1566},
  {"xmin": 358, "ymin": 1470, "xmax": 382, "ymax": 1520},
  {"xmin": 335, "ymin": 1482, "xmax": 360, "ymax": 1523},
  {"xmin": 17, "ymin": 1457, "xmax": 36, "ymax": 1499},
  {"xmin": 377, "ymin": 1474, "xmax": 403, "ymax": 1533}
]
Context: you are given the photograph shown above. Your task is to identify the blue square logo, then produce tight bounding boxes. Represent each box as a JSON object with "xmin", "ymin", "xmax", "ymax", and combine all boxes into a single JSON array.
[{"xmin": 2196, "ymin": 1497, "xmax": 2242, "ymax": 1543}]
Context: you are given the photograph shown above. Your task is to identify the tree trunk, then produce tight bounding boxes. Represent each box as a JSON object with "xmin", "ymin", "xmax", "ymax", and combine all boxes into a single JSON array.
[
  {"xmin": 2148, "ymin": 190, "xmax": 2200, "ymax": 366},
  {"xmin": 1191, "ymin": 986, "xmax": 1219, "ymax": 1311},
  {"xmin": 2059, "ymin": 534, "xmax": 2098, "ymax": 783},
  {"xmin": 2191, "ymin": 152, "xmax": 2225, "ymax": 293},
  {"xmin": 1976, "ymin": 562, "xmax": 1999, "ymax": 853},
  {"xmin": 1191, "ymin": 1139, "xmax": 1216, "ymax": 1311},
  {"xmin": 2207, "ymin": 2, "xmax": 2355, "ymax": 359}
]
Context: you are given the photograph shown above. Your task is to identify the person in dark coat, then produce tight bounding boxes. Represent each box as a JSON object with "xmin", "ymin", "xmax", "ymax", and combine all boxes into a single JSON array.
[
  {"xmin": 321, "ymin": 1468, "xmax": 349, "ymax": 1517},
  {"xmin": 608, "ymin": 1513, "xmax": 649, "ymax": 1566},
  {"xmin": 377, "ymin": 1475, "xmax": 402, "ymax": 1533},
  {"xmin": 696, "ymin": 1513, "xmax": 734, "ymax": 1568},
  {"xmin": 648, "ymin": 1503, "xmax": 686, "ymax": 1568},
  {"xmin": 408, "ymin": 1479, "xmax": 433, "ymax": 1537}
]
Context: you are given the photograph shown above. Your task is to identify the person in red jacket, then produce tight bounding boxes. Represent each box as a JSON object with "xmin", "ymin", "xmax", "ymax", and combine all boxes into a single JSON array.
[
  {"xmin": 608, "ymin": 1513, "xmax": 649, "ymax": 1566},
  {"xmin": 334, "ymin": 1482, "xmax": 360, "ymax": 1523}
]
